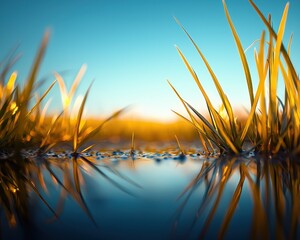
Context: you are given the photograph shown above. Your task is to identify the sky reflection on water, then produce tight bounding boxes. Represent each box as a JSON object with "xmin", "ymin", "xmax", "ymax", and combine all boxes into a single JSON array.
[{"xmin": 1, "ymin": 151, "xmax": 300, "ymax": 239}]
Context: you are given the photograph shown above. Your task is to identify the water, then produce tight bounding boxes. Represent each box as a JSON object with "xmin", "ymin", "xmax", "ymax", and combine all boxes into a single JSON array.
[{"xmin": 1, "ymin": 148, "xmax": 300, "ymax": 239}]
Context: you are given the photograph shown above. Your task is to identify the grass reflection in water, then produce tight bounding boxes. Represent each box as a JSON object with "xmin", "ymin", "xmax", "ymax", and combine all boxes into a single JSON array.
[
  {"xmin": 0, "ymin": 149, "xmax": 139, "ymax": 235},
  {"xmin": 175, "ymin": 154, "xmax": 300, "ymax": 239},
  {"xmin": 1, "ymin": 150, "xmax": 300, "ymax": 239}
]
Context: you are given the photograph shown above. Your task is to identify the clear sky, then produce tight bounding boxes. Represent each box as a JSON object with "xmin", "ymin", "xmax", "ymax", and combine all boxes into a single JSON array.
[{"xmin": 1, "ymin": 0, "xmax": 299, "ymax": 122}]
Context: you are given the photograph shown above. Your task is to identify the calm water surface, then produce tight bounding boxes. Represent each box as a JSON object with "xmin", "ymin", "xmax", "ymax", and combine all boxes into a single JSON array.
[{"xmin": 1, "ymin": 148, "xmax": 299, "ymax": 239}]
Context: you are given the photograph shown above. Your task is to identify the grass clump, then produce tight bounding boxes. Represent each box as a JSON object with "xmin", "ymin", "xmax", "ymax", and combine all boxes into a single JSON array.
[
  {"xmin": 0, "ymin": 31, "xmax": 131, "ymax": 228},
  {"xmin": 0, "ymin": 31, "xmax": 56, "ymax": 151},
  {"xmin": 0, "ymin": 32, "xmax": 124, "ymax": 154},
  {"xmin": 170, "ymin": 0, "xmax": 299, "ymax": 155}
]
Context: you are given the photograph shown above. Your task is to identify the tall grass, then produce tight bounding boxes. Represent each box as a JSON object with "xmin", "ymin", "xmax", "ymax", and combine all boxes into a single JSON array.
[
  {"xmin": 0, "ymin": 32, "xmax": 126, "ymax": 154},
  {"xmin": 0, "ymin": 32, "xmax": 135, "ymax": 227},
  {"xmin": 170, "ymin": 0, "xmax": 299, "ymax": 155},
  {"xmin": 0, "ymin": 31, "xmax": 56, "ymax": 150}
]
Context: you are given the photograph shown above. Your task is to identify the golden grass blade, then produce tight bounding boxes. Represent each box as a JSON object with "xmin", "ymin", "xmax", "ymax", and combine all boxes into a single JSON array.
[
  {"xmin": 168, "ymin": 80, "xmax": 203, "ymax": 127},
  {"xmin": 178, "ymin": 161, "xmax": 217, "ymax": 200},
  {"xmin": 175, "ymin": 134, "xmax": 185, "ymax": 155},
  {"xmin": 249, "ymin": 0, "xmax": 298, "ymax": 85},
  {"xmin": 39, "ymin": 98, "xmax": 52, "ymax": 125},
  {"xmin": 73, "ymin": 83, "xmax": 93, "ymax": 152},
  {"xmin": 0, "ymin": 89, "xmax": 16, "ymax": 118},
  {"xmin": 168, "ymin": 80, "xmax": 212, "ymax": 142},
  {"xmin": 175, "ymin": 46, "xmax": 213, "ymax": 107},
  {"xmin": 244, "ymin": 39, "xmax": 260, "ymax": 53},
  {"xmin": 72, "ymin": 158, "xmax": 81, "ymax": 194},
  {"xmin": 287, "ymin": 33, "xmax": 293, "ymax": 56},
  {"xmin": 0, "ymin": 49, "xmax": 21, "ymax": 85},
  {"xmin": 69, "ymin": 64, "xmax": 87, "ymax": 99},
  {"xmin": 72, "ymin": 157, "xmax": 97, "ymax": 225},
  {"xmin": 81, "ymin": 144, "xmax": 95, "ymax": 153},
  {"xmin": 199, "ymin": 167, "xmax": 232, "ymax": 239},
  {"xmin": 257, "ymin": 31, "xmax": 268, "ymax": 148},
  {"xmin": 175, "ymin": 47, "xmax": 213, "ymax": 109},
  {"xmin": 14, "ymin": 31, "xmax": 49, "ymax": 140},
  {"xmin": 240, "ymin": 32, "xmax": 267, "ymax": 143},
  {"xmin": 185, "ymin": 102, "xmax": 224, "ymax": 143},
  {"xmin": 282, "ymin": 75, "xmax": 297, "ymax": 118},
  {"xmin": 190, "ymin": 162, "xmax": 213, "ymax": 192},
  {"xmin": 171, "ymin": 110, "xmax": 195, "ymax": 126},
  {"xmin": 54, "ymin": 72, "xmax": 69, "ymax": 108},
  {"xmin": 290, "ymin": 169, "xmax": 300, "ymax": 239},
  {"xmin": 189, "ymin": 103, "xmax": 239, "ymax": 153},
  {"xmin": 280, "ymin": 61, "xmax": 297, "ymax": 110},
  {"xmin": 173, "ymin": 110, "xmax": 224, "ymax": 150},
  {"xmin": 243, "ymin": 164, "xmax": 269, "ymax": 239},
  {"xmin": 218, "ymin": 166, "xmax": 245, "ymax": 239},
  {"xmin": 40, "ymin": 111, "xmax": 64, "ymax": 148},
  {"xmin": 26, "ymin": 80, "xmax": 56, "ymax": 117},
  {"xmin": 272, "ymin": 166, "xmax": 286, "ymax": 239},
  {"xmin": 174, "ymin": 48, "xmax": 231, "ymax": 139},
  {"xmin": 269, "ymin": 3, "xmax": 289, "ymax": 120},
  {"xmin": 175, "ymin": 19, "xmax": 237, "ymax": 136},
  {"xmin": 172, "ymin": 109, "xmax": 215, "ymax": 145},
  {"xmin": 6, "ymin": 71, "xmax": 17, "ymax": 94},
  {"xmin": 0, "ymin": 184, "xmax": 13, "ymax": 216},
  {"xmin": 37, "ymin": 169, "xmax": 48, "ymax": 193},
  {"xmin": 223, "ymin": 0, "xmax": 254, "ymax": 105},
  {"xmin": 23, "ymin": 30, "xmax": 50, "ymax": 104},
  {"xmin": 130, "ymin": 132, "xmax": 135, "ymax": 154},
  {"xmin": 26, "ymin": 176, "xmax": 58, "ymax": 218},
  {"xmin": 79, "ymin": 107, "xmax": 126, "ymax": 148},
  {"xmin": 80, "ymin": 155, "xmax": 136, "ymax": 195}
]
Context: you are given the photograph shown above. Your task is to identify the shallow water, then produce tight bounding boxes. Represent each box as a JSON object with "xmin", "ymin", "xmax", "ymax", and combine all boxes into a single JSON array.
[{"xmin": 1, "ymin": 148, "xmax": 300, "ymax": 239}]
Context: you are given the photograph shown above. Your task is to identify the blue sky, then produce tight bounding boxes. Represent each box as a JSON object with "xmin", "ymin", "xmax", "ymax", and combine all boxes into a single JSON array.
[{"xmin": 1, "ymin": 0, "xmax": 299, "ymax": 121}]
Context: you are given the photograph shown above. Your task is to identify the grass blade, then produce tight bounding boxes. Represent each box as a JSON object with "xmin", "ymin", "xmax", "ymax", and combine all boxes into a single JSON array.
[
  {"xmin": 223, "ymin": 0, "xmax": 254, "ymax": 105},
  {"xmin": 26, "ymin": 80, "xmax": 56, "ymax": 117},
  {"xmin": 73, "ymin": 82, "xmax": 93, "ymax": 152},
  {"xmin": 175, "ymin": 18, "xmax": 237, "ymax": 138}
]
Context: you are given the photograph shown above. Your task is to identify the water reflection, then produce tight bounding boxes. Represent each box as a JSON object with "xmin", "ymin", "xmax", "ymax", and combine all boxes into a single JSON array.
[
  {"xmin": 2, "ymin": 151, "xmax": 300, "ymax": 239},
  {"xmin": 175, "ymin": 155, "xmax": 300, "ymax": 239},
  {"xmin": 0, "ymin": 151, "xmax": 137, "ymax": 235}
]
